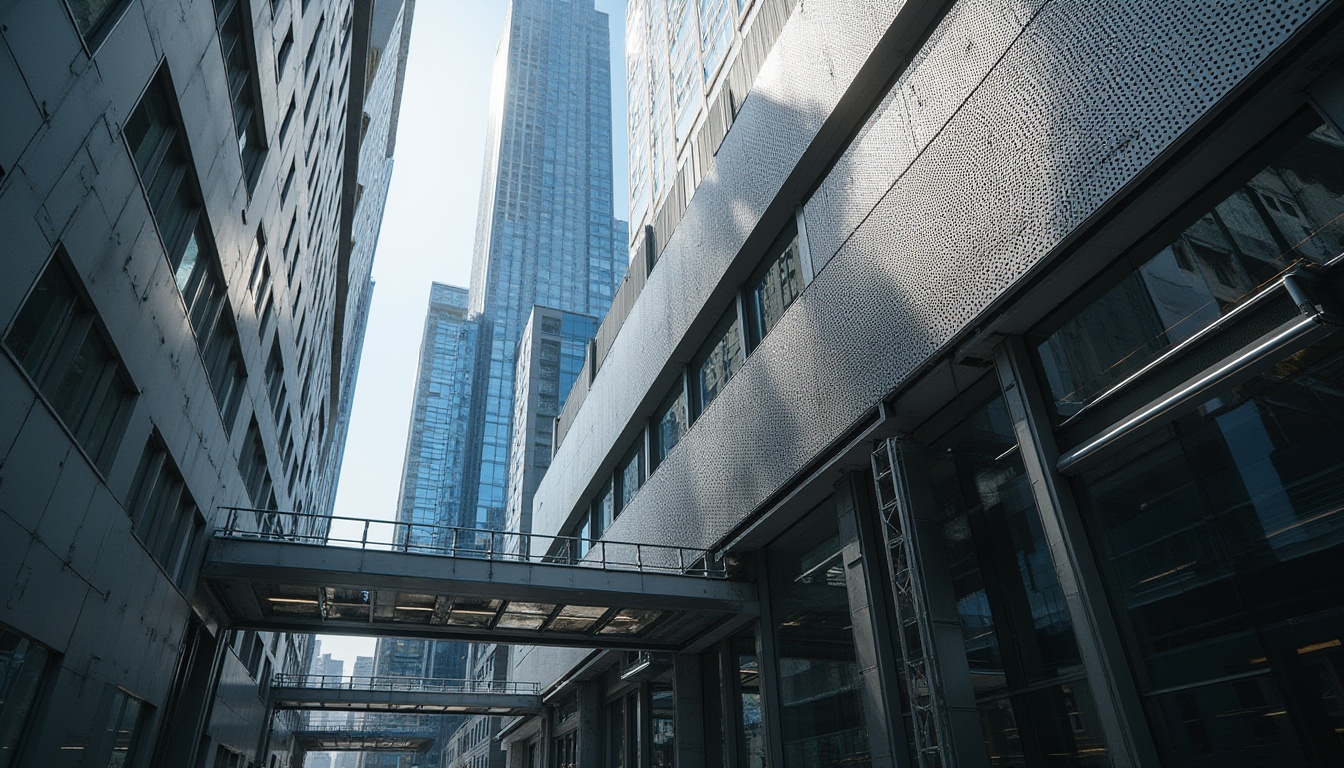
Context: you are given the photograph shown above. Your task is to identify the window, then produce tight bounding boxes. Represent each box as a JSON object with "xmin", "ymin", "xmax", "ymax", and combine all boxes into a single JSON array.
[
  {"xmin": 238, "ymin": 420, "xmax": 274, "ymax": 509},
  {"xmin": 126, "ymin": 436, "xmax": 206, "ymax": 588},
  {"xmin": 176, "ymin": 228, "xmax": 247, "ymax": 429},
  {"xmin": 651, "ymin": 378, "xmax": 688, "ymax": 471},
  {"xmin": 746, "ymin": 231, "xmax": 804, "ymax": 348},
  {"xmin": 276, "ymin": 25, "xmax": 294, "ymax": 79},
  {"xmin": 101, "ymin": 689, "xmax": 147, "ymax": 768},
  {"xmin": 125, "ymin": 70, "xmax": 198, "ymax": 261},
  {"xmin": 65, "ymin": 0, "xmax": 129, "ymax": 47},
  {"xmin": 246, "ymin": 228, "xmax": 267, "ymax": 291},
  {"xmin": 1035, "ymin": 121, "xmax": 1344, "ymax": 420},
  {"xmin": 691, "ymin": 306, "xmax": 744, "ymax": 418},
  {"xmin": 278, "ymin": 97, "xmax": 297, "ymax": 146},
  {"xmin": 616, "ymin": 444, "xmax": 642, "ymax": 513},
  {"xmin": 0, "ymin": 625, "xmax": 52, "ymax": 768},
  {"xmin": 592, "ymin": 480, "xmax": 614, "ymax": 539},
  {"xmin": 264, "ymin": 341, "xmax": 285, "ymax": 414},
  {"xmin": 4, "ymin": 254, "xmax": 135, "ymax": 474},
  {"xmin": 280, "ymin": 160, "xmax": 296, "ymax": 206},
  {"xmin": 213, "ymin": 0, "xmax": 266, "ymax": 188}
]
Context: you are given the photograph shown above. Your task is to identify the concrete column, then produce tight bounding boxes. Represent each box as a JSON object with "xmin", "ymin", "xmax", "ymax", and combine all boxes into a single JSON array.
[
  {"xmin": 578, "ymin": 680, "xmax": 603, "ymax": 767},
  {"xmin": 834, "ymin": 473, "xmax": 902, "ymax": 768},
  {"xmin": 994, "ymin": 339, "xmax": 1160, "ymax": 768},
  {"xmin": 673, "ymin": 655, "xmax": 706, "ymax": 768}
]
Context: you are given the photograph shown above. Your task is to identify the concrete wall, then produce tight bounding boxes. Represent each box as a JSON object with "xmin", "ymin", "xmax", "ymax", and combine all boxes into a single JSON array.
[{"xmin": 0, "ymin": 0, "xmax": 379, "ymax": 762}]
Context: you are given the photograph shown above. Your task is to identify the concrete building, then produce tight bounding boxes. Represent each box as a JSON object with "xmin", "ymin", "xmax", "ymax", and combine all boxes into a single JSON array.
[
  {"xmin": 498, "ymin": 1, "xmax": 1344, "ymax": 767},
  {"xmin": 0, "ymin": 0, "xmax": 409, "ymax": 762}
]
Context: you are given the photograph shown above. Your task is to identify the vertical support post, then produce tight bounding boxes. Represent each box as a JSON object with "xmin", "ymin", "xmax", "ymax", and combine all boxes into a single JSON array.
[
  {"xmin": 752, "ymin": 555, "xmax": 788, "ymax": 768},
  {"xmin": 993, "ymin": 339, "xmax": 1159, "ymax": 767},
  {"xmin": 579, "ymin": 680, "xmax": 604, "ymax": 767},
  {"xmin": 835, "ymin": 472, "xmax": 905, "ymax": 768},
  {"xmin": 673, "ymin": 654, "xmax": 707, "ymax": 768},
  {"xmin": 362, "ymin": 520, "xmax": 369, "ymax": 548},
  {"xmin": 871, "ymin": 437, "xmax": 990, "ymax": 768}
]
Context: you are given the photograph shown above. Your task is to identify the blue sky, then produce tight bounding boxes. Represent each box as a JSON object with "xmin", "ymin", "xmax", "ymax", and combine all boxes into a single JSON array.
[{"xmin": 321, "ymin": 0, "xmax": 629, "ymax": 666}]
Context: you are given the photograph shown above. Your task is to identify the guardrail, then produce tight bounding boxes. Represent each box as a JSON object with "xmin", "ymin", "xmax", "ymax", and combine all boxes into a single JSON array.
[
  {"xmin": 275, "ymin": 674, "xmax": 540, "ymax": 695},
  {"xmin": 216, "ymin": 507, "xmax": 725, "ymax": 577}
]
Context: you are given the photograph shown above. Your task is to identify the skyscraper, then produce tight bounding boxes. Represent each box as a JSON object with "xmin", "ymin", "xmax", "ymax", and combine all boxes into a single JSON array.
[{"xmin": 466, "ymin": 0, "xmax": 629, "ymax": 534}]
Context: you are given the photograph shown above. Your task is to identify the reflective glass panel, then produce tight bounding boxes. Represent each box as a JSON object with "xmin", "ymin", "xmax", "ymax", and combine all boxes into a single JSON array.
[
  {"xmin": 768, "ymin": 499, "xmax": 871, "ymax": 768},
  {"xmin": 1075, "ymin": 334, "xmax": 1344, "ymax": 767},
  {"xmin": 0, "ymin": 627, "xmax": 49, "ymax": 768},
  {"xmin": 747, "ymin": 235, "xmax": 805, "ymax": 348},
  {"xmin": 652, "ymin": 380, "xmax": 688, "ymax": 469},
  {"xmin": 927, "ymin": 393, "xmax": 1109, "ymax": 767},
  {"xmin": 1037, "ymin": 123, "xmax": 1344, "ymax": 418},
  {"xmin": 694, "ymin": 307, "xmax": 745, "ymax": 418}
]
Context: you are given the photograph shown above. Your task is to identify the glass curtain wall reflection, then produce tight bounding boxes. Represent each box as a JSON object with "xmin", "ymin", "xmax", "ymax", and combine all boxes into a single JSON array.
[
  {"xmin": 926, "ymin": 392, "xmax": 1110, "ymax": 767},
  {"xmin": 1068, "ymin": 335, "xmax": 1344, "ymax": 767},
  {"xmin": 1037, "ymin": 121, "xmax": 1344, "ymax": 419},
  {"xmin": 767, "ymin": 500, "xmax": 871, "ymax": 768}
]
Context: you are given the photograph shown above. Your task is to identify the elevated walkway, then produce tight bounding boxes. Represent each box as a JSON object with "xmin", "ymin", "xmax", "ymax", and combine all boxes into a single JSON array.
[
  {"xmin": 272, "ymin": 674, "xmax": 542, "ymax": 714},
  {"xmin": 292, "ymin": 716, "xmax": 435, "ymax": 751},
  {"xmin": 204, "ymin": 509, "xmax": 757, "ymax": 650}
]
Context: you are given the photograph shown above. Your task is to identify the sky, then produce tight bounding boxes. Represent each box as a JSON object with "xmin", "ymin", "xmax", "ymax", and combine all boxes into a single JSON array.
[{"xmin": 318, "ymin": 0, "xmax": 629, "ymax": 668}]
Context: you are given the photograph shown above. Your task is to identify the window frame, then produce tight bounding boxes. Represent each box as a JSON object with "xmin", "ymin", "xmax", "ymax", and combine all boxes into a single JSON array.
[
  {"xmin": 2, "ymin": 249, "xmax": 137, "ymax": 477},
  {"xmin": 649, "ymin": 375, "xmax": 689, "ymax": 472}
]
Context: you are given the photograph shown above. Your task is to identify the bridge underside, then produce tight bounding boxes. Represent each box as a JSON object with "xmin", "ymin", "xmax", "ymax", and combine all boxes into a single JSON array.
[
  {"xmin": 204, "ymin": 538, "xmax": 758, "ymax": 650},
  {"xmin": 273, "ymin": 687, "xmax": 541, "ymax": 715},
  {"xmin": 292, "ymin": 731, "xmax": 433, "ymax": 751}
]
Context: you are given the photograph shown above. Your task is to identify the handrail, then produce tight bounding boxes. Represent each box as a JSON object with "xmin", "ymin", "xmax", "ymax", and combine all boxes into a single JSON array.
[
  {"xmin": 214, "ymin": 507, "xmax": 726, "ymax": 577},
  {"xmin": 274, "ymin": 673, "xmax": 540, "ymax": 695}
]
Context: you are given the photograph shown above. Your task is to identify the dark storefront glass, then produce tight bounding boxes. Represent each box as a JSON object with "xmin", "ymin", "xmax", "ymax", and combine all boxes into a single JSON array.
[
  {"xmin": 768, "ymin": 500, "xmax": 871, "ymax": 768},
  {"xmin": 1073, "ymin": 335, "xmax": 1344, "ymax": 767},
  {"xmin": 733, "ymin": 634, "xmax": 769, "ymax": 768},
  {"xmin": 607, "ymin": 697, "xmax": 626, "ymax": 768},
  {"xmin": 0, "ymin": 627, "xmax": 50, "ymax": 768},
  {"xmin": 651, "ymin": 684, "xmax": 676, "ymax": 768},
  {"xmin": 1037, "ymin": 122, "xmax": 1344, "ymax": 419},
  {"xmin": 928, "ymin": 393, "xmax": 1110, "ymax": 767}
]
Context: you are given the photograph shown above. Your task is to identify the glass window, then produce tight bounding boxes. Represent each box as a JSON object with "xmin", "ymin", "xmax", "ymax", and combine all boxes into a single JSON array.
[
  {"xmin": 768, "ymin": 499, "xmax": 871, "ymax": 768},
  {"xmin": 3, "ymin": 256, "xmax": 134, "ymax": 474},
  {"xmin": 617, "ymin": 444, "xmax": 642, "ymax": 513},
  {"xmin": 651, "ymin": 378, "xmax": 688, "ymax": 470},
  {"xmin": 102, "ymin": 689, "xmax": 146, "ymax": 768},
  {"xmin": 1036, "ymin": 122, "xmax": 1344, "ymax": 419},
  {"xmin": 927, "ymin": 393, "xmax": 1109, "ymax": 767},
  {"xmin": 66, "ymin": 0, "xmax": 127, "ymax": 45},
  {"xmin": 693, "ymin": 307, "xmax": 745, "ymax": 418},
  {"xmin": 593, "ymin": 480, "xmax": 615, "ymax": 539},
  {"xmin": 747, "ymin": 232, "xmax": 805, "ymax": 349},
  {"xmin": 213, "ymin": 0, "xmax": 266, "ymax": 186},
  {"xmin": 730, "ymin": 632, "xmax": 767, "ymax": 768},
  {"xmin": 606, "ymin": 698, "xmax": 626, "ymax": 768},
  {"xmin": 1073, "ymin": 333, "xmax": 1344, "ymax": 767},
  {"xmin": 0, "ymin": 625, "xmax": 51, "ymax": 768},
  {"xmin": 127, "ymin": 435, "xmax": 206, "ymax": 588}
]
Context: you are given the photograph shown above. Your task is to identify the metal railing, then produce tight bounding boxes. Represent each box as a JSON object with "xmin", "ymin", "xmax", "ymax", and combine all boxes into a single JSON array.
[
  {"xmin": 274, "ymin": 674, "xmax": 539, "ymax": 695},
  {"xmin": 216, "ymin": 507, "xmax": 726, "ymax": 577}
]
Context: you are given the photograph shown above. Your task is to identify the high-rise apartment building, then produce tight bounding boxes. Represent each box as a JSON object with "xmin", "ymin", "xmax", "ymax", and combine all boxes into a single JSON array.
[
  {"xmin": 0, "ymin": 0, "xmax": 410, "ymax": 762},
  {"xmin": 624, "ymin": 0, "xmax": 795, "ymax": 260},
  {"xmin": 500, "ymin": 1, "xmax": 1344, "ymax": 767}
]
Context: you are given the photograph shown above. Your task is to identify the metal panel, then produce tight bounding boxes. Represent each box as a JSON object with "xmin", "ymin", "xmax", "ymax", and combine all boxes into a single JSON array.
[{"xmin": 531, "ymin": 0, "xmax": 1336, "ymax": 563}]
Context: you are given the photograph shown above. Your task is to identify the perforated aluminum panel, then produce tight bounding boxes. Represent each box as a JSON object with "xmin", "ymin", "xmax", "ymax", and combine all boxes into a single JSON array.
[{"xmin": 531, "ymin": 0, "xmax": 1334, "ymax": 556}]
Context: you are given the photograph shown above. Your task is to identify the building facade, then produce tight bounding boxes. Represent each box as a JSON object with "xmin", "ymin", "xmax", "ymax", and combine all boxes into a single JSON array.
[
  {"xmin": 465, "ymin": 0, "xmax": 629, "ymax": 535},
  {"xmin": 504, "ymin": 1, "xmax": 1344, "ymax": 767},
  {"xmin": 0, "ymin": 0, "xmax": 409, "ymax": 762}
]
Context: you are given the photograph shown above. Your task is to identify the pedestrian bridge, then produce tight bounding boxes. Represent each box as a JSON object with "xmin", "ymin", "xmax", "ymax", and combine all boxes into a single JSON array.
[
  {"xmin": 273, "ymin": 674, "xmax": 542, "ymax": 715},
  {"xmin": 293, "ymin": 716, "xmax": 435, "ymax": 752},
  {"xmin": 203, "ymin": 509, "xmax": 757, "ymax": 651}
]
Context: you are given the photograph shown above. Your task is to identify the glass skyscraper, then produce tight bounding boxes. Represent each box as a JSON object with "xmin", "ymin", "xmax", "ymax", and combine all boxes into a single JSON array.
[{"xmin": 467, "ymin": 0, "xmax": 629, "ymax": 535}]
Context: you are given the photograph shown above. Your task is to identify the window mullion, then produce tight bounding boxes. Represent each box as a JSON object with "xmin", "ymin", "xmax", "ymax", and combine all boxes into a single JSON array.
[{"xmin": 992, "ymin": 337, "xmax": 1161, "ymax": 767}]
